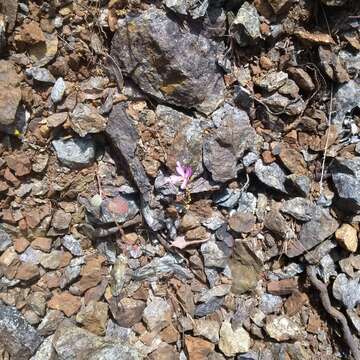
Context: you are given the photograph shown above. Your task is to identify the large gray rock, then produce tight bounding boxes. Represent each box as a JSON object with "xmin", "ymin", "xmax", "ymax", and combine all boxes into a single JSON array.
[
  {"xmin": 0, "ymin": 304, "xmax": 43, "ymax": 359},
  {"xmin": 52, "ymin": 320, "xmax": 140, "ymax": 360},
  {"xmin": 331, "ymin": 157, "xmax": 360, "ymax": 213},
  {"xmin": 52, "ymin": 136, "xmax": 96, "ymax": 169},
  {"xmin": 111, "ymin": 7, "xmax": 224, "ymax": 114}
]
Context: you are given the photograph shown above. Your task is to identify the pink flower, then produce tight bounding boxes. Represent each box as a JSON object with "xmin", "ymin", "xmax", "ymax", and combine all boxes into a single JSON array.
[{"xmin": 169, "ymin": 161, "xmax": 193, "ymax": 190}]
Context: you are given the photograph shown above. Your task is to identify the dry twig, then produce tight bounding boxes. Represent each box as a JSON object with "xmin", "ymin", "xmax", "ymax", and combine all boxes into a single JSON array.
[{"xmin": 307, "ymin": 265, "xmax": 360, "ymax": 360}]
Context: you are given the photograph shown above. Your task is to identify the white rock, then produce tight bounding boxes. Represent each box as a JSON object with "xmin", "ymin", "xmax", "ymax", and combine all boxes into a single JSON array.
[{"xmin": 219, "ymin": 321, "xmax": 250, "ymax": 356}]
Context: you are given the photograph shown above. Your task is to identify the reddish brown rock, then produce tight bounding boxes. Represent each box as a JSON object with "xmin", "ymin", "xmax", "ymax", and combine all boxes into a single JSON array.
[
  {"xmin": 15, "ymin": 262, "xmax": 40, "ymax": 281},
  {"xmin": 76, "ymin": 300, "xmax": 109, "ymax": 336},
  {"xmin": 5, "ymin": 154, "xmax": 32, "ymax": 177},
  {"xmin": 13, "ymin": 237, "xmax": 30, "ymax": 253},
  {"xmin": 160, "ymin": 324, "xmax": 180, "ymax": 344},
  {"xmin": 229, "ymin": 212, "xmax": 256, "ymax": 234},
  {"xmin": 48, "ymin": 291, "xmax": 81, "ymax": 317},
  {"xmin": 279, "ymin": 145, "xmax": 307, "ymax": 176},
  {"xmin": 267, "ymin": 278, "xmax": 298, "ymax": 296},
  {"xmin": 31, "ymin": 237, "xmax": 52, "ymax": 253},
  {"xmin": 185, "ymin": 336, "xmax": 214, "ymax": 360},
  {"xmin": 284, "ymin": 290, "xmax": 308, "ymax": 316},
  {"xmin": 15, "ymin": 21, "xmax": 46, "ymax": 45}
]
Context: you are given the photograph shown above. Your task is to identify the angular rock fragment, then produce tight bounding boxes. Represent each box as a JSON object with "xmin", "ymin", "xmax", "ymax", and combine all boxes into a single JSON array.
[
  {"xmin": 0, "ymin": 60, "xmax": 22, "ymax": 128},
  {"xmin": 204, "ymin": 103, "xmax": 257, "ymax": 182},
  {"xmin": 333, "ymin": 273, "xmax": 360, "ymax": 309},
  {"xmin": 231, "ymin": 2, "xmax": 261, "ymax": 46},
  {"xmin": 0, "ymin": 304, "xmax": 42, "ymax": 359},
  {"xmin": 111, "ymin": 7, "xmax": 224, "ymax": 114},
  {"xmin": 51, "ymin": 77, "xmax": 66, "ymax": 103},
  {"xmin": 335, "ymin": 224, "xmax": 358, "ymax": 252},
  {"xmin": 254, "ymin": 159, "xmax": 287, "ymax": 193},
  {"xmin": 106, "ymin": 103, "xmax": 151, "ymax": 200},
  {"xmin": 165, "ymin": 0, "xmax": 209, "ymax": 18},
  {"xmin": 265, "ymin": 315, "xmax": 301, "ymax": 341},
  {"xmin": 52, "ymin": 136, "xmax": 96, "ymax": 169},
  {"xmin": 331, "ymin": 157, "xmax": 360, "ymax": 213},
  {"xmin": 332, "ymin": 80, "xmax": 360, "ymax": 126},
  {"xmin": 286, "ymin": 206, "xmax": 339, "ymax": 257},
  {"xmin": 25, "ymin": 67, "xmax": 55, "ymax": 83},
  {"xmin": 219, "ymin": 321, "xmax": 250, "ymax": 356},
  {"xmin": 255, "ymin": 71, "xmax": 288, "ymax": 92},
  {"xmin": 52, "ymin": 320, "xmax": 140, "ymax": 359},
  {"xmin": 70, "ymin": 103, "xmax": 107, "ymax": 137},
  {"xmin": 0, "ymin": 229, "xmax": 12, "ymax": 253}
]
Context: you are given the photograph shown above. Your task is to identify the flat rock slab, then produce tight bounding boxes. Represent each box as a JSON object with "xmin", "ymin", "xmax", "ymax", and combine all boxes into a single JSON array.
[
  {"xmin": 0, "ymin": 304, "xmax": 43, "ymax": 359},
  {"xmin": 111, "ymin": 7, "xmax": 224, "ymax": 114}
]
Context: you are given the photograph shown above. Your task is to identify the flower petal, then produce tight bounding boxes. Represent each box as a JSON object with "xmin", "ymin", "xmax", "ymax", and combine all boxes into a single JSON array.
[{"xmin": 176, "ymin": 161, "xmax": 186, "ymax": 177}]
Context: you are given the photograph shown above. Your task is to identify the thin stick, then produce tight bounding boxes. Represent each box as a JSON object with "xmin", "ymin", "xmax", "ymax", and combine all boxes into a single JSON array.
[{"xmin": 319, "ymin": 82, "xmax": 333, "ymax": 195}]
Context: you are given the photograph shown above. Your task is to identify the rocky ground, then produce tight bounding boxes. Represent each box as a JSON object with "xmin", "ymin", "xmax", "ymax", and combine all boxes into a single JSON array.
[{"xmin": 0, "ymin": 0, "xmax": 360, "ymax": 359}]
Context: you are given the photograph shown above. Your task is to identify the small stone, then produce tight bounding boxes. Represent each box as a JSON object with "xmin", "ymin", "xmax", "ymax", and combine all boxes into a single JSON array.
[
  {"xmin": 5, "ymin": 154, "xmax": 31, "ymax": 177},
  {"xmin": 14, "ymin": 237, "xmax": 30, "ymax": 253},
  {"xmin": 185, "ymin": 336, "xmax": 215, "ymax": 360},
  {"xmin": 335, "ymin": 223, "xmax": 358, "ymax": 252},
  {"xmin": 185, "ymin": 226, "xmax": 208, "ymax": 241},
  {"xmin": 51, "ymin": 77, "xmax": 66, "ymax": 103},
  {"xmin": 0, "ymin": 229, "xmax": 12, "ymax": 253},
  {"xmin": 229, "ymin": 212, "xmax": 256, "ymax": 233},
  {"xmin": 219, "ymin": 321, "xmax": 250, "ymax": 357},
  {"xmin": 60, "ymin": 261, "xmax": 82, "ymax": 289},
  {"xmin": 48, "ymin": 291, "xmax": 81, "ymax": 316},
  {"xmin": 159, "ymin": 324, "xmax": 179, "ymax": 344},
  {"xmin": 180, "ymin": 212, "xmax": 200, "ymax": 231},
  {"xmin": 31, "ymin": 237, "xmax": 52, "ymax": 253},
  {"xmin": 333, "ymin": 273, "xmax": 360, "ymax": 309},
  {"xmin": 70, "ymin": 103, "xmax": 107, "ymax": 137},
  {"xmin": 265, "ymin": 315, "xmax": 301, "ymax": 341},
  {"xmin": 281, "ymin": 198, "xmax": 315, "ymax": 221},
  {"xmin": 23, "ymin": 311, "xmax": 41, "ymax": 326},
  {"xmin": 40, "ymin": 250, "xmax": 72, "ymax": 270},
  {"xmin": 46, "ymin": 113, "xmax": 68, "ymax": 128},
  {"xmin": 254, "ymin": 159, "xmax": 287, "ymax": 193},
  {"xmin": 232, "ymin": 2, "xmax": 261, "ymax": 46},
  {"xmin": 52, "ymin": 136, "xmax": 96, "ymax": 169},
  {"xmin": 193, "ymin": 319, "xmax": 220, "ymax": 343},
  {"xmin": 109, "ymin": 297, "xmax": 145, "ymax": 328},
  {"xmin": 0, "ymin": 304, "xmax": 43, "ymax": 359},
  {"xmin": 76, "ymin": 300, "xmax": 109, "ymax": 336},
  {"xmin": 200, "ymin": 240, "xmax": 228, "ymax": 268},
  {"xmin": 279, "ymin": 145, "xmax": 307, "ymax": 175},
  {"xmin": 25, "ymin": 67, "xmax": 55, "ymax": 83},
  {"xmin": 284, "ymin": 290, "xmax": 308, "ymax": 316},
  {"xmin": 294, "ymin": 29, "xmax": 335, "ymax": 46},
  {"xmin": 15, "ymin": 262, "xmax": 40, "ymax": 281},
  {"xmin": 143, "ymin": 296, "xmax": 172, "ymax": 332},
  {"xmin": 287, "ymin": 67, "xmax": 315, "ymax": 92},
  {"xmin": 62, "ymin": 234, "xmax": 83, "ymax": 256},
  {"xmin": 38, "ymin": 310, "xmax": 65, "ymax": 336},
  {"xmin": 51, "ymin": 209, "xmax": 71, "ymax": 230},
  {"xmin": 28, "ymin": 292, "xmax": 47, "ymax": 317},
  {"xmin": 267, "ymin": 278, "xmax": 298, "ymax": 295},
  {"xmin": 259, "ymin": 293, "xmax": 283, "ymax": 314},
  {"xmin": 278, "ymin": 79, "xmax": 299, "ymax": 98},
  {"xmin": 16, "ymin": 21, "xmax": 45, "ymax": 44},
  {"xmin": 255, "ymin": 71, "xmax": 288, "ymax": 92}
]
